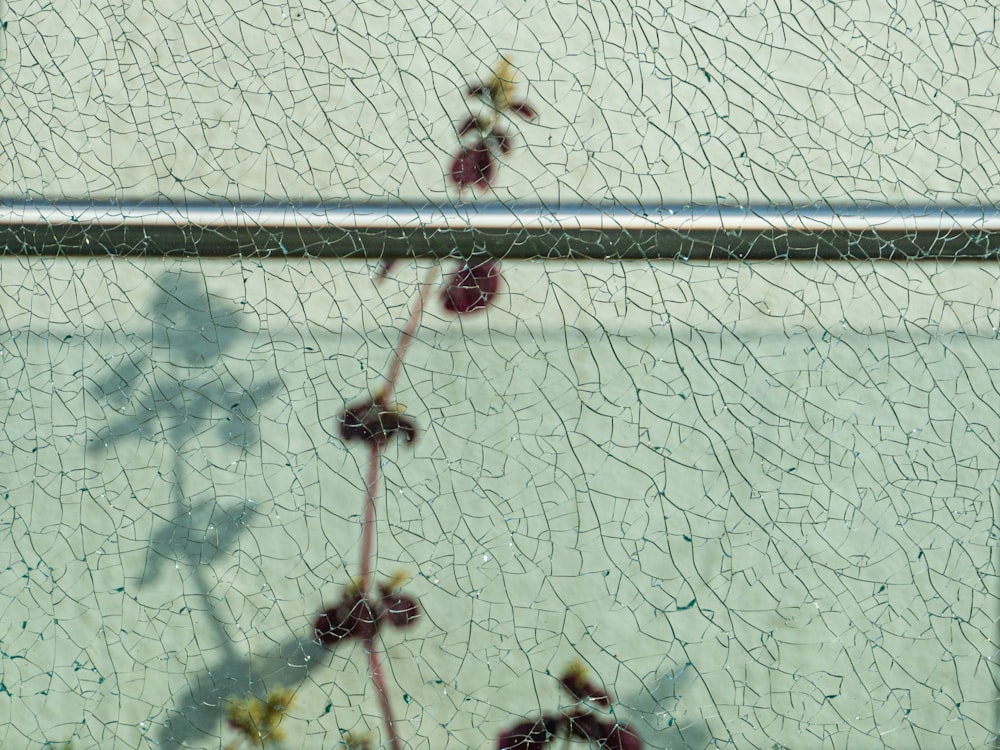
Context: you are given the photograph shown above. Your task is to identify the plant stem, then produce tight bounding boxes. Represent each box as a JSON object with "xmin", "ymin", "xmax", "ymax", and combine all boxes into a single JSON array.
[
  {"xmin": 359, "ymin": 442, "xmax": 381, "ymax": 594},
  {"xmin": 357, "ymin": 264, "xmax": 439, "ymax": 750},
  {"xmin": 366, "ymin": 636, "xmax": 403, "ymax": 750},
  {"xmin": 380, "ymin": 265, "xmax": 440, "ymax": 406},
  {"xmin": 359, "ymin": 442, "xmax": 404, "ymax": 750}
]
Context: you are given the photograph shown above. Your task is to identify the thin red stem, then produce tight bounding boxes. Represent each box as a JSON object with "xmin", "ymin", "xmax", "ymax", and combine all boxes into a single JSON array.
[
  {"xmin": 359, "ymin": 442, "xmax": 381, "ymax": 594},
  {"xmin": 352, "ymin": 264, "xmax": 440, "ymax": 750},
  {"xmin": 381, "ymin": 265, "xmax": 440, "ymax": 406},
  {"xmin": 360, "ymin": 443, "xmax": 402, "ymax": 750},
  {"xmin": 366, "ymin": 636, "xmax": 403, "ymax": 750}
]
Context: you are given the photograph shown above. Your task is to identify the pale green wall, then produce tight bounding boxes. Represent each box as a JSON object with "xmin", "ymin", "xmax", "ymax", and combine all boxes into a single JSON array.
[
  {"xmin": 0, "ymin": 258, "xmax": 996, "ymax": 749},
  {"xmin": 1, "ymin": 0, "xmax": 998, "ymax": 205}
]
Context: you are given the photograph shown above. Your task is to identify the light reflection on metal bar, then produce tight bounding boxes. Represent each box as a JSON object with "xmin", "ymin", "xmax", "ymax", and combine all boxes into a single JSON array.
[
  {"xmin": 3, "ymin": 202, "xmax": 1000, "ymax": 259},
  {"xmin": 3, "ymin": 202, "xmax": 1000, "ymax": 232}
]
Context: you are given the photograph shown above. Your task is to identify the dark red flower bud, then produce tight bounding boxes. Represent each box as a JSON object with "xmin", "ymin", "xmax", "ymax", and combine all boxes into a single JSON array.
[
  {"xmin": 493, "ymin": 129, "xmax": 514, "ymax": 155},
  {"xmin": 448, "ymin": 139, "xmax": 496, "ymax": 192},
  {"xmin": 314, "ymin": 594, "xmax": 377, "ymax": 646},
  {"xmin": 315, "ymin": 602, "xmax": 353, "ymax": 646},
  {"xmin": 442, "ymin": 256, "xmax": 501, "ymax": 315},
  {"xmin": 507, "ymin": 101, "xmax": 537, "ymax": 120},
  {"xmin": 458, "ymin": 116, "xmax": 484, "ymax": 137},
  {"xmin": 340, "ymin": 400, "xmax": 416, "ymax": 446},
  {"xmin": 379, "ymin": 590, "xmax": 421, "ymax": 628},
  {"xmin": 496, "ymin": 718, "xmax": 558, "ymax": 750},
  {"xmin": 559, "ymin": 665, "xmax": 611, "ymax": 707},
  {"xmin": 565, "ymin": 710, "xmax": 605, "ymax": 741},
  {"xmin": 602, "ymin": 723, "xmax": 642, "ymax": 750},
  {"xmin": 466, "ymin": 84, "xmax": 491, "ymax": 99}
]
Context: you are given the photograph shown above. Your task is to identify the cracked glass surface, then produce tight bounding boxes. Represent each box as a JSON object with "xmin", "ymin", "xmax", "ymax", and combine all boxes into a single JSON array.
[
  {"xmin": 2, "ymin": 1, "xmax": 1000, "ymax": 748},
  {"xmin": 2, "ymin": 0, "xmax": 999, "ymax": 204},
  {"xmin": 2, "ymin": 259, "xmax": 998, "ymax": 749}
]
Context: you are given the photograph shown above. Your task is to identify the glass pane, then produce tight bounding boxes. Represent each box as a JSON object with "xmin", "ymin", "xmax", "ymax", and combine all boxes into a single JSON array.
[
  {"xmin": 2, "ymin": 0, "xmax": 998, "ymax": 747},
  {"xmin": 1, "ymin": 257, "xmax": 996, "ymax": 749},
  {"xmin": 3, "ymin": 1, "xmax": 998, "ymax": 205}
]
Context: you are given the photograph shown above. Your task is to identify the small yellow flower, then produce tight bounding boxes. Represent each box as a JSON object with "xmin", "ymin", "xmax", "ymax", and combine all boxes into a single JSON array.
[
  {"xmin": 385, "ymin": 570, "xmax": 410, "ymax": 590},
  {"xmin": 341, "ymin": 731, "xmax": 373, "ymax": 750},
  {"xmin": 559, "ymin": 660, "xmax": 611, "ymax": 706},
  {"xmin": 488, "ymin": 57, "xmax": 518, "ymax": 111},
  {"xmin": 226, "ymin": 688, "xmax": 296, "ymax": 746}
]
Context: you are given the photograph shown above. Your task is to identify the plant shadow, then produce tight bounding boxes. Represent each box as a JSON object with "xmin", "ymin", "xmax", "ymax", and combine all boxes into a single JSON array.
[
  {"xmin": 155, "ymin": 634, "xmax": 330, "ymax": 748},
  {"xmin": 620, "ymin": 668, "xmax": 714, "ymax": 750}
]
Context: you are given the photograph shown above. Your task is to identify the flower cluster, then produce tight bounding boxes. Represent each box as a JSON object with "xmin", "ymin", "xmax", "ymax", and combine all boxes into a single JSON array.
[
  {"xmin": 376, "ymin": 255, "xmax": 503, "ymax": 315},
  {"xmin": 315, "ymin": 578, "xmax": 421, "ymax": 647},
  {"xmin": 442, "ymin": 255, "xmax": 502, "ymax": 314},
  {"xmin": 317, "ymin": 59, "xmax": 643, "ymax": 750},
  {"xmin": 496, "ymin": 663, "xmax": 642, "ymax": 750},
  {"xmin": 226, "ymin": 688, "xmax": 296, "ymax": 748},
  {"xmin": 449, "ymin": 58, "xmax": 536, "ymax": 192},
  {"xmin": 339, "ymin": 398, "xmax": 417, "ymax": 446}
]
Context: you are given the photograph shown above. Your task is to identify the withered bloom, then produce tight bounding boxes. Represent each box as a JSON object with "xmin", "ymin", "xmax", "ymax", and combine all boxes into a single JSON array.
[
  {"xmin": 496, "ymin": 717, "xmax": 559, "ymax": 750},
  {"xmin": 442, "ymin": 256, "xmax": 502, "ymax": 315},
  {"xmin": 378, "ymin": 582, "xmax": 421, "ymax": 628},
  {"xmin": 494, "ymin": 663, "xmax": 644, "ymax": 750},
  {"xmin": 465, "ymin": 58, "xmax": 537, "ymax": 121},
  {"xmin": 226, "ymin": 688, "xmax": 296, "ymax": 746},
  {"xmin": 602, "ymin": 723, "xmax": 643, "ymax": 750},
  {"xmin": 340, "ymin": 399, "xmax": 416, "ymax": 446},
  {"xmin": 315, "ymin": 577, "xmax": 422, "ymax": 648},
  {"xmin": 448, "ymin": 57, "xmax": 536, "ymax": 193},
  {"xmin": 315, "ymin": 591, "xmax": 377, "ymax": 646},
  {"xmin": 449, "ymin": 139, "xmax": 496, "ymax": 192},
  {"xmin": 559, "ymin": 661, "xmax": 611, "ymax": 707}
]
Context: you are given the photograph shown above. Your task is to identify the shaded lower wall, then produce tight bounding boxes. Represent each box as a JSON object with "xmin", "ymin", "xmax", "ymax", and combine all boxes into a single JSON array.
[{"xmin": 0, "ymin": 258, "xmax": 996, "ymax": 749}]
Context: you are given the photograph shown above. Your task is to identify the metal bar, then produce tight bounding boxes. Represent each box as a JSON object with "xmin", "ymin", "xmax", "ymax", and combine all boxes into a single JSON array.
[{"xmin": 3, "ymin": 202, "xmax": 1000, "ymax": 259}]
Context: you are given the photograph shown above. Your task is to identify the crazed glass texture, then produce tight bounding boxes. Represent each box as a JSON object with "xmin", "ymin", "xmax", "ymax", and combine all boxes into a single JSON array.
[
  {"xmin": 2, "ymin": 0, "xmax": 1000, "ymax": 745},
  {"xmin": 1, "ymin": 258, "xmax": 998, "ymax": 749},
  {"xmin": 2, "ymin": 0, "xmax": 1000, "ymax": 204}
]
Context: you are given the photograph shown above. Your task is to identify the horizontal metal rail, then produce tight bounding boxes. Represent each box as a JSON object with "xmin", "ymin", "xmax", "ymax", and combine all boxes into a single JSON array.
[{"xmin": 3, "ymin": 202, "xmax": 999, "ymax": 259}]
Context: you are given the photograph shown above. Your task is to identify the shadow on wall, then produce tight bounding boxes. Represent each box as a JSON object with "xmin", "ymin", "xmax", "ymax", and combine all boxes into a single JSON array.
[
  {"xmin": 85, "ymin": 268, "xmax": 289, "ymax": 745},
  {"xmin": 83, "ymin": 267, "xmax": 712, "ymax": 749},
  {"xmin": 157, "ymin": 634, "xmax": 330, "ymax": 748},
  {"xmin": 90, "ymin": 268, "xmax": 282, "ymax": 451},
  {"xmin": 88, "ymin": 269, "xmax": 281, "ymax": 593},
  {"xmin": 621, "ymin": 670, "xmax": 714, "ymax": 750}
]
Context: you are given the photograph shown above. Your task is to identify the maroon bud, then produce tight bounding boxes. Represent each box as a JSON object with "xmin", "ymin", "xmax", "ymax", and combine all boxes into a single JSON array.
[
  {"xmin": 315, "ymin": 602, "xmax": 353, "ymax": 646},
  {"xmin": 565, "ymin": 710, "xmax": 604, "ymax": 741},
  {"xmin": 314, "ymin": 594, "xmax": 378, "ymax": 646},
  {"xmin": 458, "ymin": 116, "xmax": 484, "ymax": 137},
  {"xmin": 448, "ymin": 139, "xmax": 496, "ymax": 192},
  {"xmin": 496, "ymin": 718, "xmax": 558, "ymax": 750},
  {"xmin": 466, "ymin": 84, "xmax": 491, "ymax": 99},
  {"xmin": 559, "ymin": 667, "xmax": 611, "ymax": 707},
  {"xmin": 380, "ymin": 592, "xmax": 421, "ymax": 628},
  {"xmin": 442, "ymin": 256, "xmax": 501, "ymax": 315},
  {"xmin": 507, "ymin": 101, "xmax": 537, "ymax": 120},
  {"xmin": 340, "ymin": 400, "xmax": 417, "ymax": 446},
  {"xmin": 602, "ymin": 723, "xmax": 642, "ymax": 750},
  {"xmin": 493, "ymin": 129, "xmax": 514, "ymax": 155}
]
